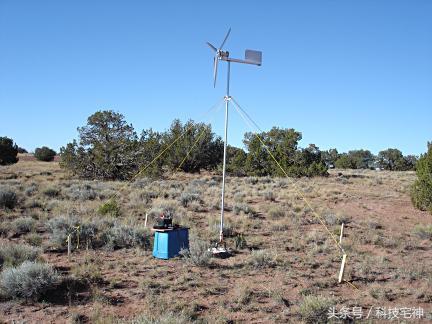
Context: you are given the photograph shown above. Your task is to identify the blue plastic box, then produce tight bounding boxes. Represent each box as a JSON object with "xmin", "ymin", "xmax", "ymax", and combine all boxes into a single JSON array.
[{"xmin": 152, "ymin": 227, "xmax": 189, "ymax": 259}]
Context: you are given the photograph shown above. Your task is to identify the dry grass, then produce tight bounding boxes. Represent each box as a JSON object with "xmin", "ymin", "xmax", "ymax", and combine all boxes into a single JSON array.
[{"xmin": 0, "ymin": 159, "xmax": 431, "ymax": 322}]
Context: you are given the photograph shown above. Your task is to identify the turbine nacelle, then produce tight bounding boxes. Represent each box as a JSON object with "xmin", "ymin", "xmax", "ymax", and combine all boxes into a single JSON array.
[{"xmin": 206, "ymin": 28, "xmax": 262, "ymax": 87}]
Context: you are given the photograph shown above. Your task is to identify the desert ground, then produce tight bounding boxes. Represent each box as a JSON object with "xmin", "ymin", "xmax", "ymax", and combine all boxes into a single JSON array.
[{"xmin": 0, "ymin": 157, "xmax": 431, "ymax": 323}]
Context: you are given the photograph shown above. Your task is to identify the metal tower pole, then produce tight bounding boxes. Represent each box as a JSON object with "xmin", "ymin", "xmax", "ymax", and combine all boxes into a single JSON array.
[{"xmin": 219, "ymin": 61, "xmax": 230, "ymax": 243}]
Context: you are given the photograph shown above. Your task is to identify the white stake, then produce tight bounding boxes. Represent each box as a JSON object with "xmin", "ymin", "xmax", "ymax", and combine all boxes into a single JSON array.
[
  {"xmin": 338, "ymin": 254, "xmax": 347, "ymax": 283},
  {"xmin": 339, "ymin": 223, "xmax": 344, "ymax": 245},
  {"xmin": 67, "ymin": 234, "xmax": 71, "ymax": 262},
  {"xmin": 144, "ymin": 213, "xmax": 148, "ymax": 228}
]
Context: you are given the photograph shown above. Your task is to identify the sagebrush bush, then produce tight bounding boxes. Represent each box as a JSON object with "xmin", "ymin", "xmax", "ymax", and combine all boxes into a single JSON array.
[
  {"xmin": 247, "ymin": 249, "xmax": 277, "ymax": 269},
  {"xmin": 299, "ymin": 295, "xmax": 334, "ymax": 324},
  {"xmin": 24, "ymin": 184, "xmax": 38, "ymax": 196},
  {"xmin": 179, "ymin": 192, "xmax": 202, "ymax": 207},
  {"xmin": 0, "ymin": 187, "xmax": 17, "ymax": 209},
  {"xmin": 103, "ymin": 223, "xmax": 150, "ymax": 250},
  {"xmin": 180, "ymin": 237, "xmax": 212, "ymax": 267},
  {"xmin": 0, "ymin": 243, "xmax": 41, "ymax": 268},
  {"xmin": 413, "ymin": 224, "xmax": 432, "ymax": 240},
  {"xmin": 47, "ymin": 215, "xmax": 80, "ymax": 247},
  {"xmin": 233, "ymin": 203, "xmax": 255, "ymax": 216},
  {"xmin": 0, "ymin": 261, "xmax": 59, "ymax": 300},
  {"xmin": 65, "ymin": 183, "xmax": 97, "ymax": 201},
  {"xmin": 48, "ymin": 215, "xmax": 150, "ymax": 251},
  {"xmin": 11, "ymin": 217, "xmax": 36, "ymax": 234},
  {"xmin": 148, "ymin": 201, "xmax": 178, "ymax": 221},
  {"xmin": 48, "ymin": 215, "xmax": 106, "ymax": 249},
  {"xmin": 34, "ymin": 146, "xmax": 56, "ymax": 162},
  {"xmin": 43, "ymin": 187, "xmax": 60, "ymax": 197}
]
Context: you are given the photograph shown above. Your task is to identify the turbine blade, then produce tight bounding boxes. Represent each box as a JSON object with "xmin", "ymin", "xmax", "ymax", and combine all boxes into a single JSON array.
[
  {"xmin": 213, "ymin": 56, "xmax": 218, "ymax": 88},
  {"xmin": 206, "ymin": 42, "xmax": 217, "ymax": 52},
  {"xmin": 219, "ymin": 27, "xmax": 231, "ymax": 50}
]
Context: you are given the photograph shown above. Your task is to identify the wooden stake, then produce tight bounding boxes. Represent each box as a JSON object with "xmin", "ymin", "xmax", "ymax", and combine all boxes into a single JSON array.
[
  {"xmin": 339, "ymin": 223, "xmax": 344, "ymax": 244},
  {"xmin": 67, "ymin": 234, "xmax": 71, "ymax": 262},
  {"xmin": 338, "ymin": 254, "xmax": 347, "ymax": 283},
  {"xmin": 144, "ymin": 213, "xmax": 148, "ymax": 228}
]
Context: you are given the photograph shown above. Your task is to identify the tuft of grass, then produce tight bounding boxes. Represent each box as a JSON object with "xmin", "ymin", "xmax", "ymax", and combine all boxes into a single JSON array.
[
  {"xmin": 120, "ymin": 312, "xmax": 191, "ymax": 324},
  {"xmin": 0, "ymin": 243, "xmax": 41, "ymax": 268},
  {"xmin": 299, "ymin": 295, "xmax": 334, "ymax": 324},
  {"xmin": 247, "ymin": 249, "xmax": 277, "ymax": 269},
  {"xmin": 0, "ymin": 261, "xmax": 59, "ymax": 301},
  {"xmin": 0, "ymin": 187, "xmax": 17, "ymax": 209},
  {"xmin": 413, "ymin": 224, "xmax": 432, "ymax": 240},
  {"xmin": 263, "ymin": 190, "xmax": 276, "ymax": 202},
  {"xmin": 233, "ymin": 203, "xmax": 256, "ymax": 216},
  {"xmin": 71, "ymin": 258, "xmax": 103, "ymax": 284},
  {"xmin": 234, "ymin": 286, "xmax": 254, "ymax": 306},
  {"xmin": 234, "ymin": 233, "xmax": 247, "ymax": 249},
  {"xmin": 179, "ymin": 192, "xmax": 202, "ymax": 208},
  {"xmin": 25, "ymin": 233, "xmax": 43, "ymax": 247}
]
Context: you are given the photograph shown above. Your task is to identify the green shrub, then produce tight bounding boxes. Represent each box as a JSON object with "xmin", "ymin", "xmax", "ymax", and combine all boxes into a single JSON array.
[
  {"xmin": 0, "ymin": 243, "xmax": 41, "ymax": 268},
  {"xmin": 411, "ymin": 143, "xmax": 432, "ymax": 214},
  {"xmin": 0, "ymin": 137, "xmax": 18, "ymax": 165},
  {"xmin": 34, "ymin": 146, "xmax": 56, "ymax": 162},
  {"xmin": 180, "ymin": 237, "xmax": 212, "ymax": 267},
  {"xmin": 0, "ymin": 261, "xmax": 59, "ymax": 300},
  {"xmin": 0, "ymin": 187, "xmax": 17, "ymax": 209},
  {"xmin": 299, "ymin": 295, "xmax": 334, "ymax": 324},
  {"xmin": 98, "ymin": 199, "xmax": 120, "ymax": 217}
]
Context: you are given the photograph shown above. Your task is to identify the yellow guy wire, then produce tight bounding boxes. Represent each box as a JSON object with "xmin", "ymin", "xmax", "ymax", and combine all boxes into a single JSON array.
[
  {"xmin": 176, "ymin": 104, "xmax": 224, "ymax": 171},
  {"xmin": 232, "ymin": 99, "xmax": 362, "ymax": 291},
  {"xmin": 231, "ymin": 98, "xmax": 344, "ymax": 255},
  {"xmin": 109, "ymin": 97, "xmax": 225, "ymax": 201}
]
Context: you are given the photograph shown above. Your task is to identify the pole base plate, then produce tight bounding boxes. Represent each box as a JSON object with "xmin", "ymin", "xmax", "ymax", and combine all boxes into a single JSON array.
[{"xmin": 209, "ymin": 242, "xmax": 231, "ymax": 258}]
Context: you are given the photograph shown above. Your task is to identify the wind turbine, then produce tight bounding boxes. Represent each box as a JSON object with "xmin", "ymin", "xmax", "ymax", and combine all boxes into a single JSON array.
[{"xmin": 206, "ymin": 28, "xmax": 262, "ymax": 254}]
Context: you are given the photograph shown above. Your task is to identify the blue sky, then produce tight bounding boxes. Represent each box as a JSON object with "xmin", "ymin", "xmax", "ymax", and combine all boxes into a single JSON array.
[{"xmin": 1, "ymin": 1, "xmax": 431, "ymax": 155}]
